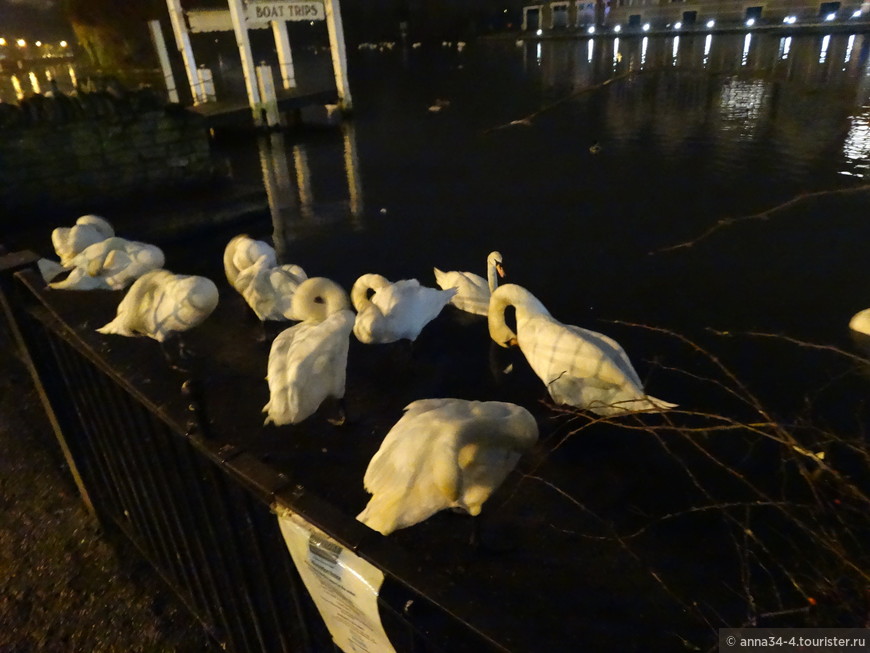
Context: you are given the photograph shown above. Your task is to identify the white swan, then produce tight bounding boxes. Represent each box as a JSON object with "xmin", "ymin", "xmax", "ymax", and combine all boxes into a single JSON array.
[
  {"xmin": 49, "ymin": 237, "xmax": 165, "ymax": 290},
  {"xmin": 357, "ymin": 398, "xmax": 538, "ymax": 535},
  {"xmin": 223, "ymin": 235, "xmax": 309, "ymax": 321},
  {"xmin": 96, "ymin": 269, "xmax": 218, "ymax": 343},
  {"xmin": 489, "ymin": 284, "xmax": 676, "ymax": 416},
  {"xmin": 223, "ymin": 234, "xmax": 276, "ymax": 291},
  {"xmin": 51, "ymin": 214, "xmax": 114, "ymax": 267},
  {"xmin": 351, "ymin": 273, "xmax": 457, "ymax": 344},
  {"xmin": 235, "ymin": 254, "xmax": 308, "ymax": 321},
  {"xmin": 434, "ymin": 251, "xmax": 505, "ymax": 316},
  {"xmin": 850, "ymin": 309, "xmax": 870, "ymax": 336},
  {"xmin": 264, "ymin": 277, "xmax": 354, "ymax": 425}
]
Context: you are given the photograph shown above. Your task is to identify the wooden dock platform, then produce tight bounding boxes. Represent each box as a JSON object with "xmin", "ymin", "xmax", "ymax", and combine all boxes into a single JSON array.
[{"xmin": 190, "ymin": 88, "xmax": 339, "ymax": 128}]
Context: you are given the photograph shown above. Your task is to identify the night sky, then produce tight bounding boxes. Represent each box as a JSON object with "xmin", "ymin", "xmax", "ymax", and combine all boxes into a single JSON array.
[{"xmin": 0, "ymin": 0, "xmax": 73, "ymax": 42}]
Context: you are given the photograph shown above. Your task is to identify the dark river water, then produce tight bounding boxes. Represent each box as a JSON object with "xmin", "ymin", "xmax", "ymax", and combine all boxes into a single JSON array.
[
  {"xmin": 6, "ymin": 31, "xmax": 870, "ymax": 648},
  {"xmin": 187, "ymin": 31, "xmax": 870, "ymax": 415}
]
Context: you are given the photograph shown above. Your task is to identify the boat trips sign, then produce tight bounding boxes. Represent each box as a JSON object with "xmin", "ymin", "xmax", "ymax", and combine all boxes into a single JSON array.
[
  {"xmin": 247, "ymin": 0, "xmax": 325, "ymax": 22},
  {"xmin": 187, "ymin": 1, "xmax": 325, "ymax": 33}
]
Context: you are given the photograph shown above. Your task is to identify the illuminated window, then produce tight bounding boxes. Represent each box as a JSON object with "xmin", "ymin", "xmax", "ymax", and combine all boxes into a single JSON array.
[
  {"xmin": 819, "ymin": 1, "xmax": 840, "ymax": 17},
  {"xmin": 745, "ymin": 6, "xmax": 763, "ymax": 20}
]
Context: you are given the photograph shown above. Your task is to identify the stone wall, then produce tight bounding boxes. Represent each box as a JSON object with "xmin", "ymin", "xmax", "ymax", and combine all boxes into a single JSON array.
[{"xmin": 0, "ymin": 90, "xmax": 216, "ymax": 216}]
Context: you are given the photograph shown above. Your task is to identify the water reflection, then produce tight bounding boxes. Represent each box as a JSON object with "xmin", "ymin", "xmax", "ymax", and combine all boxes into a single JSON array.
[
  {"xmin": 255, "ymin": 121, "xmax": 365, "ymax": 255},
  {"xmin": 845, "ymin": 34, "xmax": 856, "ymax": 67},
  {"xmin": 0, "ymin": 62, "xmax": 80, "ymax": 103},
  {"xmin": 521, "ymin": 33, "xmax": 869, "ymax": 179},
  {"xmin": 842, "ymin": 109, "xmax": 870, "ymax": 177},
  {"xmin": 28, "ymin": 71, "xmax": 41, "ymax": 94},
  {"xmin": 10, "ymin": 75, "xmax": 24, "ymax": 101},
  {"xmin": 741, "ymin": 34, "xmax": 752, "ymax": 66}
]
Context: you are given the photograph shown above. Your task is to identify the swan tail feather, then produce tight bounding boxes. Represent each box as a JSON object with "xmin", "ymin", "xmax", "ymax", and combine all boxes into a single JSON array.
[{"xmin": 96, "ymin": 317, "xmax": 137, "ymax": 337}]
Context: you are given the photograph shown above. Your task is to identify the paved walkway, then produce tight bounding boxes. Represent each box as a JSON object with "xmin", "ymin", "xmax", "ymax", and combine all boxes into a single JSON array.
[{"xmin": 0, "ymin": 336, "xmax": 215, "ymax": 652}]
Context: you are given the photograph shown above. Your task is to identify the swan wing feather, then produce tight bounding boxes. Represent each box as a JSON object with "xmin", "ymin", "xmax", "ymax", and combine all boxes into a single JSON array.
[
  {"xmin": 264, "ymin": 311, "xmax": 354, "ymax": 425},
  {"xmin": 358, "ymin": 399, "xmax": 537, "ymax": 534}
]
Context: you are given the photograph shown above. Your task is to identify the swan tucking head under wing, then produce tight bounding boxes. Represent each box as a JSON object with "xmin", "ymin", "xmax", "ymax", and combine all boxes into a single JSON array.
[
  {"xmin": 96, "ymin": 269, "xmax": 219, "ymax": 343},
  {"xmin": 51, "ymin": 214, "xmax": 114, "ymax": 267},
  {"xmin": 264, "ymin": 277, "xmax": 354, "ymax": 426},
  {"xmin": 49, "ymin": 237, "xmax": 165, "ymax": 291},
  {"xmin": 357, "ymin": 398, "xmax": 538, "ymax": 535},
  {"xmin": 223, "ymin": 234, "xmax": 277, "ymax": 291}
]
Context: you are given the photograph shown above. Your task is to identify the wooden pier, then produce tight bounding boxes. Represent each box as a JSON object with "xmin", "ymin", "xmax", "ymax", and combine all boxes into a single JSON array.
[{"xmin": 190, "ymin": 88, "xmax": 339, "ymax": 128}]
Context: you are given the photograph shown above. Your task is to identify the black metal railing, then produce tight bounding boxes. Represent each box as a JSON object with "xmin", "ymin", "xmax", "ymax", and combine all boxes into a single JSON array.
[{"xmin": 0, "ymin": 249, "xmax": 503, "ymax": 653}]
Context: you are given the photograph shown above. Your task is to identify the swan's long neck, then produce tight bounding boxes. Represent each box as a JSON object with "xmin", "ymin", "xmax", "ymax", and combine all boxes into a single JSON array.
[
  {"xmin": 351, "ymin": 274, "xmax": 390, "ymax": 311},
  {"xmin": 486, "ymin": 252, "xmax": 504, "ymax": 294},
  {"xmin": 488, "ymin": 284, "xmax": 548, "ymax": 348},
  {"xmin": 292, "ymin": 277, "xmax": 351, "ymax": 322},
  {"xmin": 487, "ymin": 261, "xmax": 499, "ymax": 294}
]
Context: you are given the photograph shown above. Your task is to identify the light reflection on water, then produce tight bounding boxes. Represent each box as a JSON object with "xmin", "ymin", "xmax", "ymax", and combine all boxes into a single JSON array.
[
  {"xmin": 842, "ymin": 108, "xmax": 870, "ymax": 176},
  {"xmin": 215, "ymin": 32, "xmax": 870, "ymax": 260}
]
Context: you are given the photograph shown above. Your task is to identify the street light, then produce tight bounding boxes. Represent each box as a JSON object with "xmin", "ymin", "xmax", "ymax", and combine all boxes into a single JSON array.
[
  {"xmin": 35, "ymin": 40, "xmax": 42, "ymax": 47},
  {"xmin": 16, "ymin": 38, "xmax": 26, "ymax": 47},
  {"xmin": 0, "ymin": 38, "xmax": 6, "ymax": 46},
  {"xmin": 60, "ymin": 40, "xmax": 68, "ymax": 48},
  {"xmin": 706, "ymin": 19, "xmax": 715, "ymax": 28}
]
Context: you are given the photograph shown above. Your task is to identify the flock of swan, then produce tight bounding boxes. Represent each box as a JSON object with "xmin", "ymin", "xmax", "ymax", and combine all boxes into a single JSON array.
[{"xmin": 40, "ymin": 214, "xmax": 870, "ymax": 536}]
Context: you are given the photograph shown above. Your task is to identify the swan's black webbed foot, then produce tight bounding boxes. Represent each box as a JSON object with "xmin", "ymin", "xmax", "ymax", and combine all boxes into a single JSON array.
[{"xmin": 326, "ymin": 397, "xmax": 347, "ymax": 426}]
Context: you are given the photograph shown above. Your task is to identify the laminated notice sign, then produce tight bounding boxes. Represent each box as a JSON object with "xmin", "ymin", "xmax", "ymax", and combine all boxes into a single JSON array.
[{"xmin": 275, "ymin": 506, "xmax": 397, "ymax": 653}]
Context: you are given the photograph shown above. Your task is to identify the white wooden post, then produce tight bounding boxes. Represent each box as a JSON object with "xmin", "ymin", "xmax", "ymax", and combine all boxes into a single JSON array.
[
  {"xmin": 198, "ymin": 66, "xmax": 217, "ymax": 102},
  {"xmin": 256, "ymin": 64, "xmax": 283, "ymax": 128},
  {"xmin": 226, "ymin": 0, "xmax": 264, "ymax": 126},
  {"xmin": 271, "ymin": 20, "xmax": 297, "ymax": 89},
  {"xmin": 166, "ymin": 0, "xmax": 206, "ymax": 103},
  {"xmin": 323, "ymin": 0, "xmax": 353, "ymax": 111},
  {"xmin": 148, "ymin": 20, "xmax": 180, "ymax": 103}
]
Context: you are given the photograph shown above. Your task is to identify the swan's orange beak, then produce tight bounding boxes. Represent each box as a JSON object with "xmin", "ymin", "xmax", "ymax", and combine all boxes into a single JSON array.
[{"xmin": 496, "ymin": 263, "xmax": 505, "ymax": 278}]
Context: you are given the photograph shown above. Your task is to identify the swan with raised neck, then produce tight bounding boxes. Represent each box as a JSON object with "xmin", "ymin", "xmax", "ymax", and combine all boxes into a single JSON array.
[{"xmin": 434, "ymin": 251, "xmax": 505, "ymax": 316}]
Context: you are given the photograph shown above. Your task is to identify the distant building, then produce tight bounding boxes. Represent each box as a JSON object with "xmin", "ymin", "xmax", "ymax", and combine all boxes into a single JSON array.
[{"xmin": 522, "ymin": 0, "xmax": 870, "ymax": 31}]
